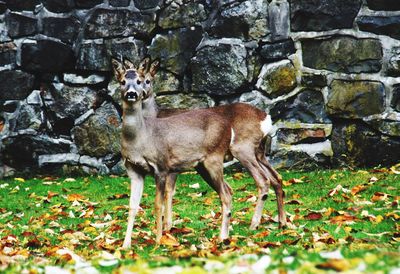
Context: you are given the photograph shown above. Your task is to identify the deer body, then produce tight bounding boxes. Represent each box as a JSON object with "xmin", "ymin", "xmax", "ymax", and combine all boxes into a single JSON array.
[
  {"xmin": 140, "ymin": 59, "xmax": 287, "ymax": 232},
  {"xmin": 112, "ymin": 58, "xmax": 234, "ymax": 248}
]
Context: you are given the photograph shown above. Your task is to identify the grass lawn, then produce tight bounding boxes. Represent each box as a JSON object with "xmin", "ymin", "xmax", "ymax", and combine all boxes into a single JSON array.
[{"xmin": 0, "ymin": 167, "xmax": 399, "ymax": 273}]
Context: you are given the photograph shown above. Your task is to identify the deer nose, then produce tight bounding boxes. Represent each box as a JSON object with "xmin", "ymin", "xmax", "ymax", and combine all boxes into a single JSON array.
[{"xmin": 125, "ymin": 91, "xmax": 138, "ymax": 101}]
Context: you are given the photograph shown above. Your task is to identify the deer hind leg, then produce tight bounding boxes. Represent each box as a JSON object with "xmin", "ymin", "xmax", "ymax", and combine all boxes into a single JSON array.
[
  {"xmin": 155, "ymin": 173, "xmax": 167, "ymax": 244},
  {"xmin": 123, "ymin": 166, "xmax": 145, "ymax": 249},
  {"xmin": 196, "ymin": 157, "xmax": 233, "ymax": 241},
  {"xmin": 163, "ymin": 173, "xmax": 177, "ymax": 231},
  {"xmin": 256, "ymin": 149, "xmax": 287, "ymax": 228},
  {"xmin": 231, "ymin": 144, "xmax": 270, "ymax": 230}
]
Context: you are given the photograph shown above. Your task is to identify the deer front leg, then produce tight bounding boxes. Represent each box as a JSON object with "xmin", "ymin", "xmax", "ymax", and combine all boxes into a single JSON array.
[
  {"xmin": 123, "ymin": 167, "xmax": 144, "ymax": 249},
  {"xmin": 155, "ymin": 174, "xmax": 166, "ymax": 244},
  {"xmin": 163, "ymin": 173, "xmax": 177, "ymax": 231}
]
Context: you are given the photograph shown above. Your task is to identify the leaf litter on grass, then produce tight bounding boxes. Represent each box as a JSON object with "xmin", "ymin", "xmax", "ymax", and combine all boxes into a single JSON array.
[{"xmin": 0, "ymin": 167, "xmax": 399, "ymax": 273}]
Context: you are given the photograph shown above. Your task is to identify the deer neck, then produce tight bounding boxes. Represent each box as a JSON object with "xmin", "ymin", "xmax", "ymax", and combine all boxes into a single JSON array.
[
  {"xmin": 142, "ymin": 93, "xmax": 158, "ymax": 118},
  {"xmin": 122, "ymin": 101, "xmax": 147, "ymax": 139}
]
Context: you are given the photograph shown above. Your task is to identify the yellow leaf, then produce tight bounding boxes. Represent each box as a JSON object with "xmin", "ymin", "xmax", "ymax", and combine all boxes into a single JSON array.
[
  {"xmin": 373, "ymin": 215, "xmax": 384, "ymax": 223},
  {"xmin": 233, "ymin": 172, "xmax": 245, "ymax": 180},
  {"xmin": 351, "ymin": 185, "xmax": 366, "ymax": 195},
  {"xmin": 14, "ymin": 177, "xmax": 25, "ymax": 183},
  {"xmin": 159, "ymin": 233, "xmax": 179, "ymax": 247}
]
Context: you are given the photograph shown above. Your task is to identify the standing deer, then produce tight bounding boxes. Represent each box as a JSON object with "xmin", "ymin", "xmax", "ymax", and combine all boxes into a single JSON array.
[
  {"xmin": 112, "ymin": 58, "xmax": 234, "ymax": 248},
  {"xmin": 137, "ymin": 57, "xmax": 287, "ymax": 232}
]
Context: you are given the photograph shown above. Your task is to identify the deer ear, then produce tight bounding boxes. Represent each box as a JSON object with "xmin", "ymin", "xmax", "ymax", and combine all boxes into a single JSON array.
[
  {"xmin": 149, "ymin": 60, "xmax": 160, "ymax": 77},
  {"xmin": 123, "ymin": 58, "xmax": 135, "ymax": 70},
  {"xmin": 137, "ymin": 57, "xmax": 150, "ymax": 74},
  {"xmin": 111, "ymin": 58, "xmax": 124, "ymax": 80}
]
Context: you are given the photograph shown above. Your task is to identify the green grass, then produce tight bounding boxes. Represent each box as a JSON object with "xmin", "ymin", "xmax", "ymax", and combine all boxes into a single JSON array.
[{"xmin": 0, "ymin": 168, "xmax": 399, "ymax": 273}]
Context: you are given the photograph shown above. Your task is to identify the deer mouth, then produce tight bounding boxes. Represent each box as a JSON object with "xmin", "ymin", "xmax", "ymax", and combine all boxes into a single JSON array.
[{"xmin": 125, "ymin": 91, "xmax": 138, "ymax": 102}]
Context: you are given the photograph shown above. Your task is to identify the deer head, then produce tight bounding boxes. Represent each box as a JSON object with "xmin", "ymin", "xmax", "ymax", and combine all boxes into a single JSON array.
[{"xmin": 111, "ymin": 58, "xmax": 145, "ymax": 103}]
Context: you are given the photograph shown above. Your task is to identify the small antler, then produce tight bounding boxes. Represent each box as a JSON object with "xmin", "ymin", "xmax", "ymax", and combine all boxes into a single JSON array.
[
  {"xmin": 149, "ymin": 60, "xmax": 160, "ymax": 77},
  {"xmin": 138, "ymin": 57, "xmax": 151, "ymax": 75},
  {"xmin": 123, "ymin": 58, "xmax": 135, "ymax": 70},
  {"xmin": 111, "ymin": 58, "xmax": 125, "ymax": 80}
]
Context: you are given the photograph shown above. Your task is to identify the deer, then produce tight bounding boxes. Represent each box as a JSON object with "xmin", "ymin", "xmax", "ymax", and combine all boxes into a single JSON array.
[
  {"xmin": 111, "ymin": 58, "xmax": 235, "ymax": 248},
  {"xmin": 136, "ymin": 57, "xmax": 287, "ymax": 233}
]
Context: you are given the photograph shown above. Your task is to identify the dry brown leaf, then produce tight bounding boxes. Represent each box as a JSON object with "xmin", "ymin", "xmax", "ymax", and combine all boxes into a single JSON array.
[
  {"xmin": 304, "ymin": 212, "xmax": 323, "ymax": 221},
  {"xmin": 160, "ymin": 233, "xmax": 180, "ymax": 247},
  {"xmin": 67, "ymin": 193, "xmax": 86, "ymax": 202},
  {"xmin": 316, "ymin": 259, "xmax": 350, "ymax": 272},
  {"xmin": 351, "ymin": 185, "xmax": 366, "ymax": 195}
]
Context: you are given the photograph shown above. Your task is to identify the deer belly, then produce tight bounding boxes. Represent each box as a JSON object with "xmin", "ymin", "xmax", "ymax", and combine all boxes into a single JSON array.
[{"xmin": 168, "ymin": 153, "xmax": 205, "ymax": 172}]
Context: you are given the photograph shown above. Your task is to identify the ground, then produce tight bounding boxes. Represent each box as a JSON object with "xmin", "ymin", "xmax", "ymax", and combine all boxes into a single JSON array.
[{"xmin": 0, "ymin": 167, "xmax": 399, "ymax": 273}]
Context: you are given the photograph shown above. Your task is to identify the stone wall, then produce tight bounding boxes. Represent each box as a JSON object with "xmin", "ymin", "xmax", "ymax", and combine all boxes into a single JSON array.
[{"xmin": 1, "ymin": 0, "xmax": 400, "ymax": 176}]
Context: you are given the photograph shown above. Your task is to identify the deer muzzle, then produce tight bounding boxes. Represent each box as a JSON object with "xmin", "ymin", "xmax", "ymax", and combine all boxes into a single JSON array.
[{"xmin": 125, "ymin": 91, "xmax": 138, "ymax": 101}]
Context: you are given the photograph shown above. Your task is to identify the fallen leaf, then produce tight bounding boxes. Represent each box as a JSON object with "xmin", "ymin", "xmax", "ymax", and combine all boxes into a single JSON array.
[
  {"xmin": 14, "ymin": 178, "xmax": 25, "ymax": 183},
  {"xmin": 233, "ymin": 172, "xmax": 245, "ymax": 180},
  {"xmin": 316, "ymin": 259, "xmax": 350, "ymax": 272},
  {"xmin": 67, "ymin": 193, "xmax": 86, "ymax": 202},
  {"xmin": 329, "ymin": 214, "xmax": 358, "ymax": 225},
  {"xmin": 351, "ymin": 185, "xmax": 366, "ymax": 195},
  {"xmin": 304, "ymin": 212, "xmax": 323, "ymax": 221},
  {"xmin": 160, "ymin": 233, "xmax": 180, "ymax": 247},
  {"xmin": 107, "ymin": 193, "xmax": 128, "ymax": 200},
  {"xmin": 371, "ymin": 192, "xmax": 389, "ymax": 202}
]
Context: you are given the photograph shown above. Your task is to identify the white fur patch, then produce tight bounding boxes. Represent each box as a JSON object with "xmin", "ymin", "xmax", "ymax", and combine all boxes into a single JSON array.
[
  {"xmin": 260, "ymin": 115, "xmax": 274, "ymax": 136},
  {"xmin": 230, "ymin": 128, "xmax": 235, "ymax": 145}
]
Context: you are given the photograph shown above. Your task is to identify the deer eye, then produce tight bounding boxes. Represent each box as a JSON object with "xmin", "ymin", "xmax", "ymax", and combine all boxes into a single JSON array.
[
  {"xmin": 145, "ymin": 79, "xmax": 150, "ymax": 85},
  {"xmin": 136, "ymin": 79, "xmax": 141, "ymax": 85},
  {"xmin": 121, "ymin": 80, "xmax": 126, "ymax": 86}
]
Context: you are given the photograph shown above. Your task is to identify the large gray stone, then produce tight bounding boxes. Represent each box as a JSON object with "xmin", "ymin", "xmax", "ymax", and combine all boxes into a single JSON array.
[
  {"xmin": 5, "ymin": 12, "xmax": 38, "ymax": 38},
  {"xmin": 191, "ymin": 39, "xmax": 248, "ymax": 95},
  {"xmin": 76, "ymin": 38, "xmax": 146, "ymax": 71},
  {"xmin": 386, "ymin": 47, "xmax": 400, "ymax": 77},
  {"xmin": 159, "ymin": 1, "xmax": 207, "ymax": 29},
  {"xmin": 0, "ymin": 42, "xmax": 17, "ymax": 68},
  {"xmin": 133, "ymin": 0, "xmax": 161, "ymax": 10},
  {"xmin": 327, "ymin": 80, "xmax": 385, "ymax": 119},
  {"xmin": 72, "ymin": 103, "xmax": 121, "ymax": 158},
  {"xmin": 21, "ymin": 39, "xmax": 75, "ymax": 72},
  {"xmin": 75, "ymin": 0, "xmax": 103, "ymax": 9},
  {"xmin": 357, "ymin": 15, "xmax": 400, "ymax": 40},
  {"xmin": 365, "ymin": 119, "xmax": 400, "ymax": 137},
  {"xmin": 302, "ymin": 37, "xmax": 382, "ymax": 73},
  {"xmin": 270, "ymin": 150, "xmax": 331, "ymax": 170},
  {"xmin": 269, "ymin": 0, "xmax": 290, "ymax": 41},
  {"xmin": 156, "ymin": 93, "xmax": 215, "ymax": 109},
  {"xmin": 301, "ymin": 72, "xmax": 327, "ymax": 88},
  {"xmin": 84, "ymin": 8, "xmax": 156, "ymax": 38},
  {"xmin": 256, "ymin": 59, "xmax": 297, "ymax": 98},
  {"xmin": 270, "ymin": 89, "xmax": 330, "ymax": 123},
  {"xmin": 152, "ymin": 70, "xmax": 180, "ymax": 94},
  {"xmin": 42, "ymin": 0, "xmax": 74, "ymax": 13},
  {"xmin": 48, "ymin": 83, "xmax": 97, "ymax": 120},
  {"xmin": 1, "ymin": 135, "xmax": 71, "ymax": 169},
  {"xmin": 0, "ymin": 70, "xmax": 35, "ymax": 101},
  {"xmin": 331, "ymin": 121, "xmax": 400, "ymax": 167},
  {"xmin": 210, "ymin": 0, "xmax": 269, "ymax": 41},
  {"xmin": 260, "ymin": 39, "xmax": 295, "ymax": 61},
  {"xmin": 4, "ymin": 0, "xmax": 39, "ymax": 11},
  {"xmin": 391, "ymin": 85, "xmax": 400, "ymax": 112},
  {"xmin": 289, "ymin": 0, "xmax": 362, "ymax": 31},
  {"xmin": 366, "ymin": 0, "xmax": 400, "ymax": 11},
  {"xmin": 148, "ymin": 28, "xmax": 202, "ymax": 75},
  {"xmin": 277, "ymin": 127, "xmax": 329, "ymax": 145},
  {"xmin": 14, "ymin": 104, "xmax": 42, "ymax": 131},
  {"xmin": 42, "ymin": 16, "xmax": 81, "ymax": 44}
]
